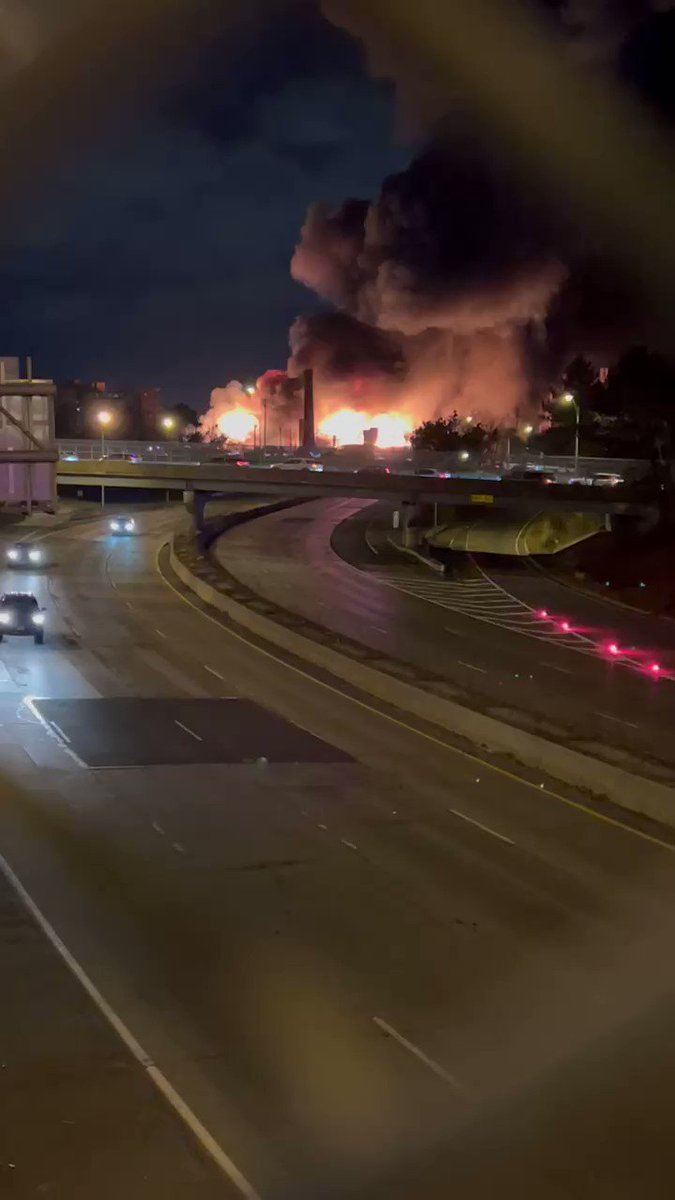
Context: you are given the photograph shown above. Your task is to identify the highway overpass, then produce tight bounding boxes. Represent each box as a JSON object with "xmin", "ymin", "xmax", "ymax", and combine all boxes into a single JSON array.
[{"xmin": 56, "ymin": 458, "xmax": 660, "ymax": 523}]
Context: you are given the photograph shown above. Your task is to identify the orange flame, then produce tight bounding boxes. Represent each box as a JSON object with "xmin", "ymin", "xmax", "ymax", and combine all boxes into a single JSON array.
[
  {"xmin": 319, "ymin": 408, "xmax": 368, "ymax": 445},
  {"xmin": 318, "ymin": 408, "xmax": 411, "ymax": 448},
  {"xmin": 371, "ymin": 413, "xmax": 411, "ymax": 448},
  {"xmin": 217, "ymin": 407, "xmax": 257, "ymax": 441}
]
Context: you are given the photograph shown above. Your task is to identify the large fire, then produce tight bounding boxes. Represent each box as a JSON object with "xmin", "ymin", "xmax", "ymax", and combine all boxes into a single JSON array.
[
  {"xmin": 217, "ymin": 407, "xmax": 257, "ymax": 441},
  {"xmin": 318, "ymin": 408, "xmax": 411, "ymax": 448}
]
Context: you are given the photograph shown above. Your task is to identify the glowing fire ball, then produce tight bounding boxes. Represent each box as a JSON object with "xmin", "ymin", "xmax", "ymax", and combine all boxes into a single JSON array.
[
  {"xmin": 319, "ymin": 409, "xmax": 368, "ymax": 445},
  {"xmin": 217, "ymin": 407, "xmax": 257, "ymax": 441},
  {"xmin": 371, "ymin": 413, "xmax": 411, "ymax": 448},
  {"xmin": 318, "ymin": 408, "xmax": 412, "ymax": 448}
]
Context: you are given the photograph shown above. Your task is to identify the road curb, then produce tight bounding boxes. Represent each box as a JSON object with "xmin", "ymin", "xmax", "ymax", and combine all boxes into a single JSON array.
[
  {"xmin": 167, "ymin": 532, "xmax": 675, "ymax": 831},
  {"xmin": 386, "ymin": 534, "xmax": 446, "ymax": 574}
]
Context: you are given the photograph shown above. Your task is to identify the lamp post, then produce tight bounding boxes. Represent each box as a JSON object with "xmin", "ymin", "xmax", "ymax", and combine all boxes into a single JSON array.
[
  {"xmin": 560, "ymin": 391, "xmax": 580, "ymax": 471},
  {"xmin": 160, "ymin": 414, "xmax": 176, "ymax": 434},
  {"xmin": 96, "ymin": 409, "xmax": 112, "ymax": 509}
]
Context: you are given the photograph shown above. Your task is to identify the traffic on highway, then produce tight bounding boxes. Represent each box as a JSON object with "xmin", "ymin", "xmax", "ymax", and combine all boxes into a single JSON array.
[
  {"xmin": 1, "ymin": 497, "xmax": 674, "ymax": 1198},
  {"xmin": 57, "ymin": 441, "xmax": 634, "ymax": 486}
]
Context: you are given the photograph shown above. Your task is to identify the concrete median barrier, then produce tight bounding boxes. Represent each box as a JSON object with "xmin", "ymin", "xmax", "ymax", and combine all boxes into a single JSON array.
[{"xmin": 167, "ymin": 530, "xmax": 675, "ymax": 831}]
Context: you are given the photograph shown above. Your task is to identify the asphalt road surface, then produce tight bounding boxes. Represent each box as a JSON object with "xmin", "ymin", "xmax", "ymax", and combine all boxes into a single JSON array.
[
  {"xmin": 214, "ymin": 498, "xmax": 675, "ymax": 780},
  {"xmin": 3, "ymin": 502, "xmax": 675, "ymax": 1197}
]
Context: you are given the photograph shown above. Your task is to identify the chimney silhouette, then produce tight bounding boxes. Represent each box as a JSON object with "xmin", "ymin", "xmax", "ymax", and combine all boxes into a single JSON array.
[{"xmin": 300, "ymin": 368, "xmax": 316, "ymax": 452}]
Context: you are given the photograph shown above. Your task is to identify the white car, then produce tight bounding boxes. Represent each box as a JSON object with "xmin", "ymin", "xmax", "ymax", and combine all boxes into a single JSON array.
[
  {"xmin": 592, "ymin": 472, "xmax": 624, "ymax": 487},
  {"xmin": 271, "ymin": 457, "xmax": 324, "ymax": 472}
]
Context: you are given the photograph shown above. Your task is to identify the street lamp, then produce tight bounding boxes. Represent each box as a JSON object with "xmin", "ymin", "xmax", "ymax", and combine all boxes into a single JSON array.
[
  {"xmin": 96, "ymin": 409, "xmax": 112, "ymax": 510},
  {"xmin": 245, "ymin": 384, "xmax": 256, "ymax": 396},
  {"xmin": 523, "ymin": 423, "xmax": 534, "ymax": 437},
  {"xmin": 560, "ymin": 391, "xmax": 580, "ymax": 470},
  {"xmin": 160, "ymin": 414, "xmax": 176, "ymax": 433},
  {"xmin": 97, "ymin": 409, "xmax": 112, "ymax": 457}
]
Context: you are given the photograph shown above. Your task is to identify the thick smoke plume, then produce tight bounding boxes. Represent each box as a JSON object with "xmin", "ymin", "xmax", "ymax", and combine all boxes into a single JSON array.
[
  {"xmin": 285, "ymin": 0, "xmax": 672, "ymax": 430},
  {"xmin": 290, "ymin": 135, "xmax": 567, "ymax": 425}
]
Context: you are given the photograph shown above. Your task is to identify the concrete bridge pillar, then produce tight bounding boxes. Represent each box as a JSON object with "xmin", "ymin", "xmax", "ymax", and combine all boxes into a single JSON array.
[{"xmin": 183, "ymin": 489, "xmax": 208, "ymax": 531}]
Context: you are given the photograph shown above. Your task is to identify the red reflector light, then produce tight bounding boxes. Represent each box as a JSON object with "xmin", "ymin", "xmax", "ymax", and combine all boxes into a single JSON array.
[
  {"xmin": 537, "ymin": 609, "xmax": 548, "ymax": 619},
  {"xmin": 608, "ymin": 642, "xmax": 619, "ymax": 656},
  {"xmin": 650, "ymin": 662, "xmax": 661, "ymax": 675},
  {"xmin": 560, "ymin": 621, "xmax": 570, "ymax": 632}
]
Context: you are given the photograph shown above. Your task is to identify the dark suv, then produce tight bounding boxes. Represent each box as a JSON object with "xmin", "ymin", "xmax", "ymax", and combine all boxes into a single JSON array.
[{"xmin": 0, "ymin": 592, "xmax": 46, "ymax": 644}]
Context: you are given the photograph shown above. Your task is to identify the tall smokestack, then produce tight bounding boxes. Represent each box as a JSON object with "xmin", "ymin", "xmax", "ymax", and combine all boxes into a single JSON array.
[{"xmin": 300, "ymin": 367, "xmax": 315, "ymax": 452}]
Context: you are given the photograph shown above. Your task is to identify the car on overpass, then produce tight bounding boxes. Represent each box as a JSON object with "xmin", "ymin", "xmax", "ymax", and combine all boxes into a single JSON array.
[
  {"xmin": 208, "ymin": 453, "xmax": 251, "ymax": 466},
  {"xmin": 508, "ymin": 467, "xmax": 557, "ymax": 485},
  {"xmin": 354, "ymin": 463, "xmax": 391, "ymax": 477},
  {"xmin": 0, "ymin": 592, "xmax": 45, "ymax": 643},
  {"xmin": 100, "ymin": 451, "xmax": 141, "ymax": 463},
  {"xmin": 271, "ymin": 457, "xmax": 324, "ymax": 472},
  {"xmin": 6, "ymin": 543, "xmax": 45, "ymax": 567},
  {"xmin": 592, "ymin": 472, "xmax": 624, "ymax": 487}
]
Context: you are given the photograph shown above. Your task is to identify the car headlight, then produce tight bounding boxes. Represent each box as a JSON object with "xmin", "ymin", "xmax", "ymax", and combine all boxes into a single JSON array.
[
  {"xmin": 110, "ymin": 521, "xmax": 120, "ymax": 531},
  {"xmin": 125, "ymin": 521, "xmax": 134, "ymax": 531},
  {"xmin": 32, "ymin": 612, "xmax": 45, "ymax": 626},
  {"xmin": 7, "ymin": 548, "xmax": 18, "ymax": 561},
  {"xmin": 29, "ymin": 549, "xmax": 42, "ymax": 562},
  {"xmin": 0, "ymin": 612, "xmax": 10, "ymax": 624}
]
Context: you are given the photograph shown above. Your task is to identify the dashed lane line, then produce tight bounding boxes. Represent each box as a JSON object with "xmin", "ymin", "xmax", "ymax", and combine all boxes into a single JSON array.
[
  {"xmin": 372, "ymin": 1017, "xmax": 462, "ymax": 1090},
  {"xmin": 0, "ymin": 851, "xmax": 262, "ymax": 1199}
]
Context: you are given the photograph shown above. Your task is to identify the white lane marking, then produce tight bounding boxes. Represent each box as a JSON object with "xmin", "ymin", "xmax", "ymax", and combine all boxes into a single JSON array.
[
  {"xmin": 542, "ymin": 662, "xmax": 573, "ymax": 674},
  {"xmin": 172, "ymin": 841, "xmax": 186, "ymax": 855},
  {"xmin": 448, "ymin": 807, "xmax": 515, "ymax": 846},
  {"xmin": 23, "ymin": 697, "xmax": 86, "ymax": 769},
  {"xmin": 0, "ymin": 851, "xmax": 261, "ymax": 1200},
  {"xmin": 364, "ymin": 524, "xmax": 380, "ymax": 556},
  {"xmin": 457, "ymin": 660, "xmax": 487, "ymax": 674},
  {"xmin": 204, "ymin": 665, "xmax": 225, "ymax": 680},
  {"xmin": 597, "ymin": 711, "xmax": 639, "ymax": 729},
  {"xmin": 318, "ymin": 823, "xmax": 328, "ymax": 831},
  {"xmin": 125, "ymin": 602, "xmax": 135, "ymax": 611},
  {"xmin": 371, "ymin": 625, "xmax": 388, "ymax": 635},
  {"xmin": 372, "ymin": 1017, "xmax": 461, "ymax": 1090},
  {"xmin": 341, "ymin": 839, "xmax": 359, "ymax": 851},
  {"xmin": 152, "ymin": 821, "xmax": 165, "ymax": 836},
  {"xmin": 154, "ymin": 628, "xmax": 167, "ymax": 639},
  {"xmin": 443, "ymin": 626, "xmax": 464, "ymax": 638},
  {"xmin": 49, "ymin": 721, "xmax": 71, "ymax": 744},
  {"xmin": 174, "ymin": 719, "xmax": 203, "ymax": 741}
]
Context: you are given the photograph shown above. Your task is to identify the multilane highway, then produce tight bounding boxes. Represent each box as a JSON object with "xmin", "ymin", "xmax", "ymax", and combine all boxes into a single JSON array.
[{"xmin": 2, "ymin": 501, "xmax": 675, "ymax": 1197}]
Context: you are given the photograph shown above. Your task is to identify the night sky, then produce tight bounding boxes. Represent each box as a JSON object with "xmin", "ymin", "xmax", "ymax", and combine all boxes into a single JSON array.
[
  {"xmin": 0, "ymin": 1, "xmax": 672, "ymax": 412},
  {"xmin": 0, "ymin": 2, "xmax": 406, "ymax": 407}
]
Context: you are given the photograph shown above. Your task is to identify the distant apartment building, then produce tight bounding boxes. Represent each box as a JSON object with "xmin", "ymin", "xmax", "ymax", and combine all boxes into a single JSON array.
[{"xmin": 55, "ymin": 380, "xmax": 163, "ymax": 439}]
